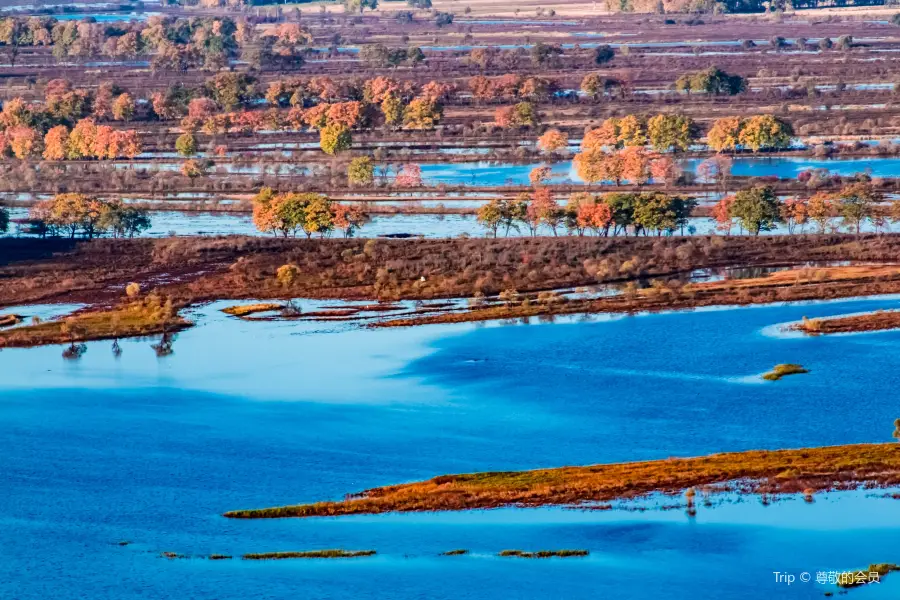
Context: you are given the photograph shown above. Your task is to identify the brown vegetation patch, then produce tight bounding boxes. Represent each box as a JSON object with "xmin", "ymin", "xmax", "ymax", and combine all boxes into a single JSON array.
[
  {"xmin": 223, "ymin": 443, "xmax": 900, "ymax": 519},
  {"xmin": 0, "ymin": 314, "xmax": 22, "ymax": 328},
  {"xmin": 793, "ymin": 310, "xmax": 900, "ymax": 335}
]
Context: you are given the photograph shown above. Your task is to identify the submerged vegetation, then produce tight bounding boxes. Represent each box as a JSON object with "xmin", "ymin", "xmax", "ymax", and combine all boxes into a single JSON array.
[
  {"xmin": 761, "ymin": 364, "xmax": 809, "ymax": 381},
  {"xmin": 223, "ymin": 443, "xmax": 900, "ymax": 519},
  {"xmin": 242, "ymin": 550, "xmax": 376, "ymax": 560},
  {"xmin": 499, "ymin": 550, "xmax": 589, "ymax": 558}
]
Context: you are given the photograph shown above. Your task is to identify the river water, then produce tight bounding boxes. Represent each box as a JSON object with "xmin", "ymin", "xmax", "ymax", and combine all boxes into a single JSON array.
[{"xmin": 4, "ymin": 297, "xmax": 900, "ymax": 598}]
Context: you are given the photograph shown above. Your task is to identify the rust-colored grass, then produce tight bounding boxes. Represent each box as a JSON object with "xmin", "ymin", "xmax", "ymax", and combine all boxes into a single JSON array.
[
  {"xmin": 224, "ymin": 443, "xmax": 900, "ymax": 519},
  {"xmin": 794, "ymin": 310, "xmax": 900, "ymax": 335}
]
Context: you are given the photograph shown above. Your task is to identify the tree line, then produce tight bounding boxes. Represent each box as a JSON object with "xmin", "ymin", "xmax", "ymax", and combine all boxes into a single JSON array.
[
  {"xmin": 713, "ymin": 181, "xmax": 890, "ymax": 235},
  {"xmin": 252, "ymin": 187, "xmax": 369, "ymax": 237},
  {"xmin": 477, "ymin": 189, "xmax": 697, "ymax": 237},
  {"xmin": 22, "ymin": 193, "xmax": 151, "ymax": 238}
]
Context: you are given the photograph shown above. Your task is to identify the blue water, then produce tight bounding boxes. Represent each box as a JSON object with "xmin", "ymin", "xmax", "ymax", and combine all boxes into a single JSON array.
[
  {"xmin": 421, "ymin": 156, "xmax": 900, "ymax": 186},
  {"xmin": 4, "ymin": 297, "xmax": 900, "ymax": 598}
]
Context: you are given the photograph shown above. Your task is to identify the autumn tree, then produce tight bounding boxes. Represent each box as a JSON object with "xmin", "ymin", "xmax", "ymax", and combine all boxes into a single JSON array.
[
  {"xmin": 7, "ymin": 125, "xmax": 40, "ymax": 158},
  {"xmin": 111, "ymin": 93, "xmax": 135, "ymax": 122},
  {"xmin": 537, "ymin": 128, "xmax": 567, "ymax": 154},
  {"xmin": 711, "ymin": 195, "xmax": 735, "ymax": 234},
  {"xmin": 737, "ymin": 115, "xmax": 793, "ymax": 152},
  {"xmin": 403, "ymin": 97, "xmax": 442, "ymax": 129},
  {"xmin": 181, "ymin": 159, "xmax": 207, "ymax": 179},
  {"xmin": 582, "ymin": 119, "xmax": 619, "ymax": 151},
  {"xmin": 617, "ymin": 115, "xmax": 646, "ymax": 147},
  {"xmin": 529, "ymin": 165, "xmax": 552, "ymax": 187},
  {"xmin": 707, "ymin": 117, "xmax": 743, "ymax": 152},
  {"xmin": 394, "ymin": 164, "xmax": 422, "ymax": 187},
  {"xmin": 98, "ymin": 200, "xmax": 151, "ymax": 238},
  {"xmin": 838, "ymin": 181, "xmax": 879, "ymax": 234},
  {"xmin": 780, "ymin": 198, "xmax": 808, "ymax": 234},
  {"xmin": 332, "ymin": 203, "xmax": 368, "ymax": 237},
  {"xmin": 477, "ymin": 199, "xmax": 503, "ymax": 237},
  {"xmin": 620, "ymin": 147, "xmax": 652, "ymax": 185},
  {"xmin": 807, "ymin": 192, "xmax": 836, "ymax": 233},
  {"xmin": 42, "ymin": 125, "xmax": 69, "ymax": 160}
]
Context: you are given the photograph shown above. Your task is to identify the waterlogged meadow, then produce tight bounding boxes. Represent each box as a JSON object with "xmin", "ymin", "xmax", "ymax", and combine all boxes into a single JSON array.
[{"xmin": 5, "ymin": 297, "xmax": 900, "ymax": 598}]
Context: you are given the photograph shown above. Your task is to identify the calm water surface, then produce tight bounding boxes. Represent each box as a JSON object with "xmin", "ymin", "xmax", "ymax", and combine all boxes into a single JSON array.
[{"xmin": 4, "ymin": 298, "xmax": 900, "ymax": 598}]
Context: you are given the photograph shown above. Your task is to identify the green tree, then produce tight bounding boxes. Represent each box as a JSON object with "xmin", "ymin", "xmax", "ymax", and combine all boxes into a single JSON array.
[
  {"xmin": 592, "ymin": 45, "xmax": 614, "ymax": 65},
  {"xmin": 675, "ymin": 66, "xmax": 746, "ymax": 95},
  {"xmin": 302, "ymin": 194, "xmax": 333, "ymax": 238},
  {"xmin": 606, "ymin": 192, "xmax": 637, "ymax": 236},
  {"xmin": 348, "ymin": 156, "xmax": 375, "ymax": 186},
  {"xmin": 0, "ymin": 206, "xmax": 8, "ymax": 233},
  {"xmin": 319, "ymin": 124, "xmax": 352, "ymax": 155},
  {"xmin": 476, "ymin": 199, "xmax": 503, "ymax": 237},
  {"xmin": 204, "ymin": 72, "xmax": 257, "ymax": 111},
  {"xmin": 646, "ymin": 114, "xmax": 695, "ymax": 152},
  {"xmin": 175, "ymin": 132, "xmax": 197, "ymax": 157},
  {"xmin": 730, "ymin": 185, "xmax": 781, "ymax": 235}
]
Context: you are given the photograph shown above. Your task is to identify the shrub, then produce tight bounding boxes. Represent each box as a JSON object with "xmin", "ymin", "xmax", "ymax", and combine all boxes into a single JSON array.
[{"xmin": 276, "ymin": 264, "xmax": 300, "ymax": 287}]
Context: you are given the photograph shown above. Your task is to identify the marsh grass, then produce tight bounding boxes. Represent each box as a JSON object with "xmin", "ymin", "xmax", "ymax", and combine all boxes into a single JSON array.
[
  {"xmin": 499, "ymin": 550, "xmax": 589, "ymax": 558},
  {"xmin": 0, "ymin": 296, "xmax": 190, "ymax": 348},
  {"xmin": 836, "ymin": 563, "xmax": 900, "ymax": 588},
  {"xmin": 242, "ymin": 550, "xmax": 376, "ymax": 560},
  {"xmin": 221, "ymin": 303, "xmax": 284, "ymax": 317},
  {"xmin": 762, "ymin": 364, "xmax": 809, "ymax": 381},
  {"xmin": 224, "ymin": 443, "xmax": 900, "ymax": 519},
  {"xmin": 0, "ymin": 314, "xmax": 22, "ymax": 328}
]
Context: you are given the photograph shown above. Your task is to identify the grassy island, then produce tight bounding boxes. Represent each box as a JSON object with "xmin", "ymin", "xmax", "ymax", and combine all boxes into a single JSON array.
[
  {"xmin": 223, "ymin": 443, "xmax": 900, "ymax": 519},
  {"xmin": 0, "ymin": 297, "xmax": 190, "ymax": 349},
  {"xmin": 762, "ymin": 364, "xmax": 809, "ymax": 381}
]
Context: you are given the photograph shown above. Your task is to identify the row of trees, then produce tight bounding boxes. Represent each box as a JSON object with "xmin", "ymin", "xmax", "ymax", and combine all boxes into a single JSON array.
[
  {"xmin": 251, "ymin": 187, "xmax": 369, "ymax": 237},
  {"xmin": 26, "ymin": 194, "xmax": 151, "ymax": 238},
  {"xmin": 0, "ymin": 15, "xmax": 247, "ymax": 70},
  {"xmin": 0, "ymin": 117, "xmax": 141, "ymax": 160},
  {"xmin": 713, "ymin": 182, "xmax": 885, "ymax": 235},
  {"xmin": 477, "ymin": 190, "xmax": 697, "ymax": 237}
]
